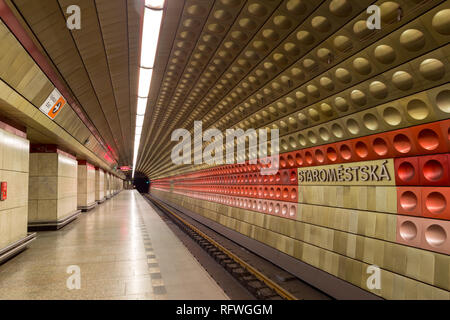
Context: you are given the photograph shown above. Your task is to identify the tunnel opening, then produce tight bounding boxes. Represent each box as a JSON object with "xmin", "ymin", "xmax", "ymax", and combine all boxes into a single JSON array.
[{"xmin": 133, "ymin": 172, "xmax": 150, "ymax": 194}]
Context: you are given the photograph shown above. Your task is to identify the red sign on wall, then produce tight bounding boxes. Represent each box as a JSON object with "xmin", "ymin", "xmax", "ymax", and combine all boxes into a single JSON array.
[{"xmin": 0, "ymin": 182, "xmax": 7, "ymax": 201}]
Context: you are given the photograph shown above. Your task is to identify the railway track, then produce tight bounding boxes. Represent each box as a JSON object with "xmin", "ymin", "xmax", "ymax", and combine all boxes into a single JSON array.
[{"xmin": 143, "ymin": 193, "xmax": 331, "ymax": 301}]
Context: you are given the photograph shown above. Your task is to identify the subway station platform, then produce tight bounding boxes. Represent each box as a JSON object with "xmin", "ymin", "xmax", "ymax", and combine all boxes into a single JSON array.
[{"xmin": 0, "ymin": 191, "xmax": 228, "ymax": 300}]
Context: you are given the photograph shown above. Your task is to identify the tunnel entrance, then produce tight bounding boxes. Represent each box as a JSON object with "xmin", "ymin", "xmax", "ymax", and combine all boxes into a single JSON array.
[{"xmin": 133, "ymin": 172, "xmax": 150, "ymax": 194}]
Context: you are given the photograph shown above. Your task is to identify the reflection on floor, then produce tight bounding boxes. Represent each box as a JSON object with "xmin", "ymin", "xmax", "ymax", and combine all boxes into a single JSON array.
[{"xmin": 0, "ymin": 191, "xmax": 229, "ymax": 300}]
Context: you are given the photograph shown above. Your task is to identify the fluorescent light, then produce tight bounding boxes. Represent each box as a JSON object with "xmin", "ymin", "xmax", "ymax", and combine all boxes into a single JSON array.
[
  {"xmin": 145, "ymin": 0, "xmax": 165, "ymax": 9},
  {"xmin": 136, "ymin": 115, "xmax": 144, "ymax": 127},
  {"xmin": 138, "ymin": 68, "xmax": 153, "ymax": 98},
  {"xmin": 140, "ymin": 8, "xmax": 163, "ymax": 68},
  {"xmin": 137, "ymin": 97, "xmax": 148, "ymax": 115},
  {"xmin": 133, "ymin": 4, "xmax": 165, "ymax": 179}
]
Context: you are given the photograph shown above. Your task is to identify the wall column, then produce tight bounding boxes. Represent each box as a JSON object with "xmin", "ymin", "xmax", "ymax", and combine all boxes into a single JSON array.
[
  {"xmin": 105, "ymin": 172, "xmax": 111, "ymax": 199},
  {"xmin": 28, "ymin": 145, "xmax": 80, "ymax": 230},
  {"xmin": 0, "ymin": 120, "xmax": 35, "ymax": 263},
  {"xmin": 95, "ymin": 167, "xmax": 105, "ymax": 203},
  {"xmin": 77, "ymin": 160, "xmax": 97, "ymax": 212}
]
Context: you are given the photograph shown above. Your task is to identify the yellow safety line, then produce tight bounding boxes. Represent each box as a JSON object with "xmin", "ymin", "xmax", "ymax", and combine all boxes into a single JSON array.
[{"xmin": 147, "ymin": 195, "xmax": 298, "ymax": 301}]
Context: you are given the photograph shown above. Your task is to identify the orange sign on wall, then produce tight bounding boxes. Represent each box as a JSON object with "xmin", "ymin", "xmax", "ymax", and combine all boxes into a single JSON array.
[
  {"xmin": 39, "ymin": 88, "xmax": 66, "ymax": 120},
  {"xmin": 47, "ymin": 96, "xmax": 66, "ymax": 119}
]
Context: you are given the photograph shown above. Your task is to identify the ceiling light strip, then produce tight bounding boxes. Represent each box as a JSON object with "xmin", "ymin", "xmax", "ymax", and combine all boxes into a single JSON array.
[{"xmin": 132, "ymin": 1, "xmax": 164, "ymax": 178}]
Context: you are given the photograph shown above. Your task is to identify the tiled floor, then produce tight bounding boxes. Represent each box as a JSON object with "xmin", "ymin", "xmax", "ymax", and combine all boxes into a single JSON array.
[{"xmin": 0, "ymin": 191, "xmax": 229, "ymax": 300}]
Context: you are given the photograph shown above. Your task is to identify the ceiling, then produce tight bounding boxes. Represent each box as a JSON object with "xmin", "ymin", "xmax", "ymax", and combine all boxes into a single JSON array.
[{"xmin": 8, "ymin": 0, "xmax": 144, "ymax": 167}]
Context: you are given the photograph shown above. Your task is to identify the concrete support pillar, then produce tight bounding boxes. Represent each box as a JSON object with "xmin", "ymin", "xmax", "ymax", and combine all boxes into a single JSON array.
[
  {"xmin": 77, "ymin": 160, "xmax": 97, "ymax": 212},
  {"xmin": 28, "ymin": 145, "xmax": 80, "ymax": 230},
  {"xmin": 0, "ymin": 121, "xmax": 35, "ymax": 263},
  {"xmin": 105, "ymin": 172, "xmax": 111, "ymax": 199},
  {"xmin": 95, "ymin": 167, "xmax": 105, "ymax": 203}
]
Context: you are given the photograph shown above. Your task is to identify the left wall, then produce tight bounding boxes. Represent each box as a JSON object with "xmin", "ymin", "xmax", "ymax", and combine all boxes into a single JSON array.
[{"xmin": 0, "ymin": 124, "xmax": 29, "ymax": 250}]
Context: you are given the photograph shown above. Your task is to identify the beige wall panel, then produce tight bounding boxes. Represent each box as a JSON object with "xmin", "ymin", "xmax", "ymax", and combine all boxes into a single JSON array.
[
  {"xmin": 151, "ymin": 189, "xmax": 450, "ymax": 299},
  {"xmin": 0, "ymin": 128, "xmax": 29, "ymax": 250}
]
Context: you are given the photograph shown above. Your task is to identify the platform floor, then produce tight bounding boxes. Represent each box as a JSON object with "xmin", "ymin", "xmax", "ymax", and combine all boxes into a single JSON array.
[{"xmin": 0, "ymin": 191, "xmax": 229, "ymax": 300}]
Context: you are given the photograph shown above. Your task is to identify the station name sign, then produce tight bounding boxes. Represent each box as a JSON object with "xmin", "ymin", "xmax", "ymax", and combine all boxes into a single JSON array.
[{"xmin": 298, "ymin": 159, "xmax": 395, "ymax": 186}]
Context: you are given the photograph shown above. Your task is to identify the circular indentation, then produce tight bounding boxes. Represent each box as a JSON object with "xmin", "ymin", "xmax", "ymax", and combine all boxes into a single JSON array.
[
  {"xmin": 363, "ymin": 113, "xmax": 379, "ymax": 131},
  {"xmin": 392, "ymin": 71, "xmax": 414, "ymax": 91},
  {"xmin": 221, "ymin": 0, "xmax": 241, "ymax": 7},
  {"xmin": 274, "ymin": 16, "xmax": 292, "ymax": 29},
  {"xmin": 398, "ymin": 161, "xmax": 415, "ymax": 182},
  {"xmin": 423, "ymin": 160, "xmax": 444, "ymax": 182},
  {"xmin": 393, "ymin": 134, "xmax": 412, "ymax": 154},
  {"xmin": 331, "ymin": 123, "xmax": 344, "ymax": 138},
  {"xmin": 318, "ymin": 75, "xmax": 334, "ymax": 90},
  {"xmin": 426, "ymin": 192, "xmax": 447, "ymax": 214},
  {"xmin": 295, "ymin": 91, "xmax": 308, "ymax": 103},
  {"xmin": 353, "ymin": 57, "xmax": 372, "ymax": 75},
  {"xmin": 432, "ymin": 9, "xmax": 450, "ymax": 35},
  {"xmin": 319, "ymin": 127, "xmax": 330, "ymax": 141},
  {"xmin": 295, "ymin": 153, "xmax": 303, "ymax": 166},
  {"xmin": 248, "ymin": 3, "xmax": 268, "ymax": 16},
  {"xmin": 263, "ymin": 29, "xmax": 279, "ymax": 41},
  {"xmin": 436, "ymin": 90, "xmax": 450, "ymax": 113},
  {"xmin": 284, "ymin": 42, "xmax": 300, "ymax": 56},
  {"xmin": 305, "ymin": 151, "xmax": 313, "ymax": 164},
  {"xmin": 308, "ymin": 131, "xmax": 317, "ymax": 144},
  {"xmin": 231, "ymin": 31, "xmax": 247, "ymax": 42},
  {"xmin": 187, "ymin": 5, "xmax": 207, "ymax": 16},
  {"xmin": 308, "ymin": 108, "xmax": 320, "ymax": 121},
  {"xmin": 290, "ymin": 205, "xmax": 296, "ymax": 217},
  {"xmin": 296, "ymin": 30, "xmax": 314, "ymax": 45},
  {"xmin": 400, "ymin": 191, "xmax": 418, "ymax": 212},
  {"xmin": 383, "ymin": 107, "xmax": 402, "ymax": 126},
  {"xmin": 286, "ymin": 0, "xmax": 306, "ymax": 14},
  {"xmin": 334, "ymin": 97, "xmax": 349, "ymax": 112},
  {"xmin": 306, "ymin": 84, "xmax": 320, "ymax": 97},
  {"xmin": 351, "ymin": 90, "xmax": 367, "ymax": 106},
  {"xmin": 407, "ymin": 99, "xmax": 429, "ymax": 120},
  {"xmin": 355, "ymin": 141, "xmax": 368, "ymax": 158},
  {"xmin": 374, "ymin": 45, "xmax": 396, "ymax": 64},
  {"xmin": 418, "ymin": 129, "xmax": 439, "ymax": 151},
  {"xmin": 400, "ymin": 29, "xmax": 425, "ymax": 51},
  {"xmin": 353, "ymin": 20, "xmax": 374, "ymax": 39},
  {"xmin": 291, "ymin": 68, "xmax": 305, "ymax": 80},
  {"xmin": 333, "ymin": 35, "xmax": 352, "ymax": 52},
  {"xmin": 253, "ymin": 41, "xmax": 268, "ymax": 53},
  {"xmin": 320, "ymin": 103, "xmax": 333, "ymax": 116},
  {"xmin": 315, "ymin": 149, "xmax": 325, "ymax": 163},
  {"xmin": 329, "ymin": 0, "xmax": 352, "ymax": 17},
  {"xmin": 311, "ymin": 16, "xmax": 331, "ymax": 32},
  {"xmin": 335, "ymin": 68, "xmax": 352, "ymax": 84},
  {"xmin": 183, "ymin": 18, "xmax": 200, "ymax": 28},
  {"xmin": 317, "ymin": 48, "xmax": 333, "ymax": 64},
  {"xmin": 214, "ymin": 9, "xmax": 232, "ymax": 21},
  {"xmin": 327, "ymin": 147, "xmax": 338, "ymax": 161},
  {"xmin": 239, "ymin": 18, "xmax": 256, "ymax": 29},
  {"xmin": 298, "ymin": 134, "xmax": 307, "ymax": 146},
  {"xmin": 373, "ymin": 138, "xmax": 388, "ymax": 156},
  {"xmin": 340, "ymin": 144, "xmax": 352, "ymax": 160},
  {"xmin": 400, "ymin": 221, "xmax": 417, "ymax": 241},
  {"xmin": 208, "ymin": 23, "xmax": 225, "ymax": 33},
  {"xmin": 420, "ymin": 59, "xmax": 445, "ymax": 81},
  {"xmin": 369, "ymin": 81, "xmax": 388, "ymax": 99},
  {"xmin": 347, "ymin": 119, "xmax": 360, "ymax": 135},
  {"xmin": 380, "ymin": 2, "xmax": 400, "ymax": 23},
  {"xmin": 425, "ymin": 224, "xmax": 447, "ymax": 247}
]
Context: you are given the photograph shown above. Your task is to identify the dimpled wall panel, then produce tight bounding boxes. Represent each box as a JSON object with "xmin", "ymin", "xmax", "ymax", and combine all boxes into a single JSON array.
[{"xmin": 146, "ymin": 0, "xmax": 450, "ymax": 300}]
